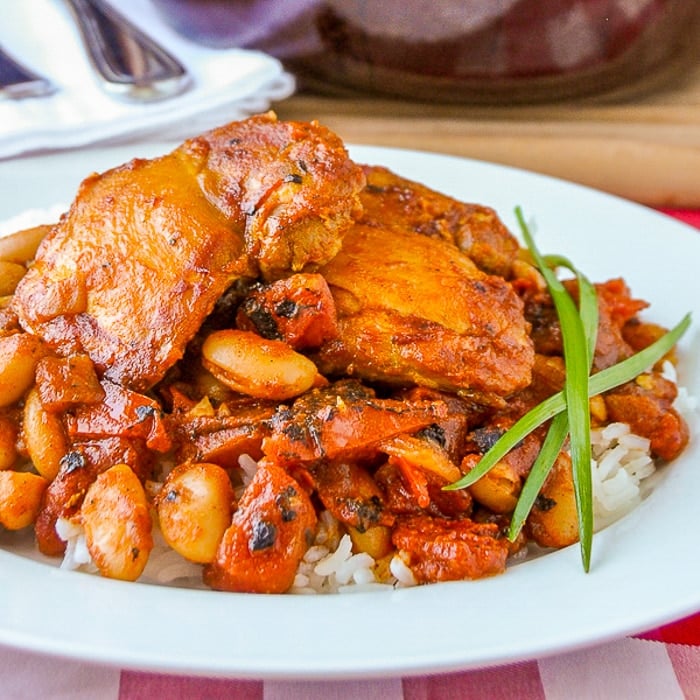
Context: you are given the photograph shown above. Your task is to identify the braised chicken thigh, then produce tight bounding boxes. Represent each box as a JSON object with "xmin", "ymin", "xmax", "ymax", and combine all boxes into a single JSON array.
[
  {"xmin": 358, "ymin": 165, "xmax": 520, "ymax": 277},
  {"xmin": 13, "ymin": 113, "xmax": 365, "ymax": 391},
  {"xmin": 315, "ymin": 223, "xmax": 534, "ymax": 403}
]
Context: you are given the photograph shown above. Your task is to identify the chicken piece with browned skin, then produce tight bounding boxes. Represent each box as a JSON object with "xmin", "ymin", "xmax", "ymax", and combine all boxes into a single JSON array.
[
  {"xmin": 358, "ymin": 165, "xmax": 520, "ymax": 277},
  {"xmin": 314, "ymin": 224, "xmax": 534, "ymax": 404},
  {"xmin": 13, "ymin": 113, "xmax": 365, "ymax": 392}
]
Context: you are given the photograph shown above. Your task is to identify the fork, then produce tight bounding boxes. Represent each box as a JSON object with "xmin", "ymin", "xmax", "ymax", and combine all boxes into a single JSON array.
[
  {"xmin": 0, "ymin": 44, "xmax": 55, "ymax": 99},
  {"xmin": 64, "ymin": 0, "xmax": 191, "ymax": 102}
]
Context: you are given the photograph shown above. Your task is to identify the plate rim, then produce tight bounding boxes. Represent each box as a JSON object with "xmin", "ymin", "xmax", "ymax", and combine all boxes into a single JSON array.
[{"xmin": 0, "ymin": 141, "xmax": 698, "ymax": 679}]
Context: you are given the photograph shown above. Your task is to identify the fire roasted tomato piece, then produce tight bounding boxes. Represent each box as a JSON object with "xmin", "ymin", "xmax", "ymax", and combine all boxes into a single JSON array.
[
  {"xmin": 604, "ymin": 372, "xmax": 689, "ymax": 462},
  {"xmin": 312, "ymin": 459, "xmax": 394, "ymax": 532},
  {"xmin": 392, "ymin": 514, "xmax": 509, "ymax": 583},
  {"xmin": 264, "ymin": 380, "xmax": 448, "ymax": 465},
  {"xmin": 236, "ymin": 273, "xmax": 339, "ymax": 350},
  {"xmin": 204, "ymin": 462, "xmax": 316, "ymax": 593}
]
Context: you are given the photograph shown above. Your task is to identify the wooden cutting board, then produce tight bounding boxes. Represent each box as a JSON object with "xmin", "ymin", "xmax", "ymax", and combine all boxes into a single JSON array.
[{"xmin": 273, "ymin": 24, "xmax": 700, "ymax": 208}]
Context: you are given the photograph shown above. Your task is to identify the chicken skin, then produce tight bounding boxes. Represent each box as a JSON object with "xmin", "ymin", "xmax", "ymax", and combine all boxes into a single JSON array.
[
  {"xmin": 358, "ymin": 165, "xmax": 520, "ymax": 278},
  {"xmin": 13, "ymin": 113, "xmax": 365, "ymax": 391},
  {"xmin": 315, "ymin": 222, "xmax": 534, "ymax": 403}
]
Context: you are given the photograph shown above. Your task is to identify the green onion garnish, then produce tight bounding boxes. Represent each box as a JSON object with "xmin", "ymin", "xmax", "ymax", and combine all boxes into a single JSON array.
[
  {"xmin": 507, "ymin": 250, "xmax": 599, "ymax": 549},
  {"xmin": 446, "ymin": 208, "xmax": 692, "ymax": 572},
  {"xmin": 519, "ymin": 209, "xmax": 595, "ymax": 570},
  {"xmin": 543, "ymin": 253, "xmax": 599, "ymax": 363}
]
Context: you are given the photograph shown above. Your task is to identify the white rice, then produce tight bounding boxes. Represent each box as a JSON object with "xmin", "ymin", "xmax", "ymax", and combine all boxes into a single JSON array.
[
  {"xmin": 57, "ymin": 515, "xmax": 205, "ymax": 589},
  {"xmin": 237, "ymin": 453, "xmax": 259, "ymax": 485},
  {"xmin": 591, "ymin": 422, "xmax": 653, "ymax": 527},
  {"xmin": 140, "ymin": 534, "xmax": 205, "ymax": 589},
  {"xmin": 55, "ymin": 517, "xmax": 94, "ymax": 572},
  {"xmin": 289, "ymin": 511, "xmax": 414, "ymax": 594}
]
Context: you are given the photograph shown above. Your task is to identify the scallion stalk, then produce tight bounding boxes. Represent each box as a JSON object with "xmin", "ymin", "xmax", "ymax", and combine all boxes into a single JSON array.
[
  {"xmin": 517, "ymin": 209, "xmax": 594, "ymax": 570},
  {"xmin": 446, "ymin": 208, "xmax": 691, "ymax": 571},
  {"xmin": 507, "ymin": 249, "xmax": 600, "ymax": 550}
]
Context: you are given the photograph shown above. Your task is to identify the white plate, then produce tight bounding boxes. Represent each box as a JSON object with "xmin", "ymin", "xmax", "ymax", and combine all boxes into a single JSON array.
[{"xmin": 0, "ymin": 144, "xmax": 699, "ymax": 679}]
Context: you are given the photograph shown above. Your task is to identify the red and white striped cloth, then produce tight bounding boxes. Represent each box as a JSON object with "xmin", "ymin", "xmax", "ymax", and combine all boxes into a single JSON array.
[
  {"xmin": 0, "ymin": 208, "xmax": 697, "ymax": 700},
  {"xmin": 2, "ymin": 615, "xmax": 700, "ymax": 699}
]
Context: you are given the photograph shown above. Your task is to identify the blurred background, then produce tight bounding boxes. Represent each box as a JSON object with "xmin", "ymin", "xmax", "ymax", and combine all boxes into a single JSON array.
[
  {"xmin": 152, "ymin": 0, "xmax": 699, "ymax": 104},
  {"xmin": 1, "ymin": 0, "xmax": 699, "ymax": 208},
  {"xmin": 151, "ymin": 0, "xmax": 700, "ymax": 208}
]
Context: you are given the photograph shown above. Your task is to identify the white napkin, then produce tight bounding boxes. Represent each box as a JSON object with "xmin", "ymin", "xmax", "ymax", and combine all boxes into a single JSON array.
[{"xmin": 0, "ymin": 0, "xmax": 296, "ymax": 160}]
